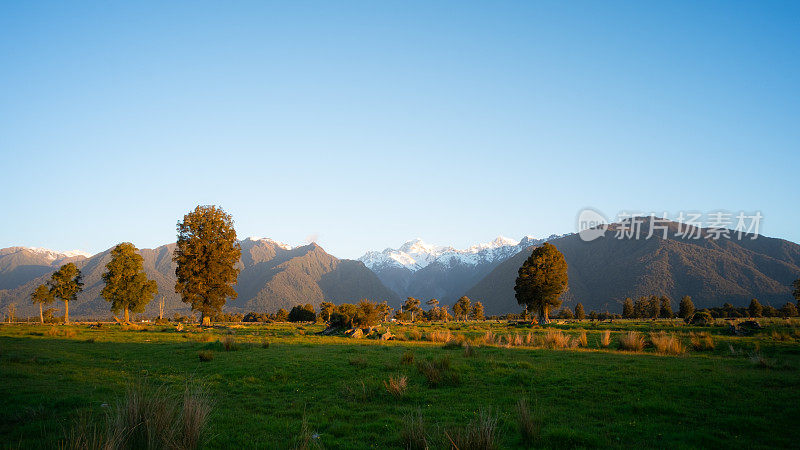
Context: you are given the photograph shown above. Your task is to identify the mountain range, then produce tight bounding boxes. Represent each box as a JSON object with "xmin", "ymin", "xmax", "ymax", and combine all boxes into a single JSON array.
[{"xmin": 1, "ymin": 220, "xmax": 799, "ymax": 319}]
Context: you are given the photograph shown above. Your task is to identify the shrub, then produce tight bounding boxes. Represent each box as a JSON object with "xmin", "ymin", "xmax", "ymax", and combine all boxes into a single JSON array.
[
  {"xmin": 600, "ymin": 330, "xmax": 611, "ymax": 348},
  {"xmin": 690, "ymin": 332, "xmax": 715, "ymax": 350},
  {"xmin": 198, "ymin": 351, "xmax": 214, "ymax": 362},
  {"xmin": 400, "ymin": 350, "xmax": 414, "ymax": 365},
  {"xmin": 416, "ymin": 356, "xmax": 460, "ymax": 387},
  {"xmin": 688, "ymin": 311, "xmax": 714, "ymax": 326},
  {"xmin": 618, "ymin": 331, "xmax": 645, "ymax": 351},
  {"xmin": 401, "ymin": 410, "xmax": 428, "ymax": 450},
  {"xmin": 383, "ymin": 375, "xmax": 408, "ymax": 398},
  {"xmin": 650, "ymin": 332, "xmax": 685, "ymax": 355},
  {"xmin": 448, "ymin": 408, "xmax": 499, "ymax": 450},
  {"xmin": 516, "ymin": 398, "xmax": 541, "ymax": 445}
]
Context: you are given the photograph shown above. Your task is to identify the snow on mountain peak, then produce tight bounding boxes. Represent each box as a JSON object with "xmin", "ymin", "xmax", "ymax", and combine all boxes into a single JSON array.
[
  {"xmin": 243, "ymin": 237, "xmax": 292, "ymax": 250},
  {"xmin": 25, "ymin": 247, "xmax": 93, "ymax": 261},
  {"xmin": 359, "ymin": 235, "xmax": 551, "ymax": 272}
]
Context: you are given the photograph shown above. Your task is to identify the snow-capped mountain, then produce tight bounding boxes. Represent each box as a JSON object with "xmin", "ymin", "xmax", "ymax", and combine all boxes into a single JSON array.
[
  {"xmin": 359, "ymin": 235, "xmax": 552, "ymax": 272},
  {"xmin": 24, "ymin": 247, "xmax": 94, "ymax": 261},
  {"xmin": 358, "ymin": 234, "xmax": 564, "ymax": 303},
  {"xmin": 241, "ymin": 236, "xmax": 293, "ymax": 250}
]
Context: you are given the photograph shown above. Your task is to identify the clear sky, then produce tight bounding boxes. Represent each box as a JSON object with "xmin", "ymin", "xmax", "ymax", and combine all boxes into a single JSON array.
[{"xmin": 1, "ymin": 1, "xmax": 798, "ymax": 259}]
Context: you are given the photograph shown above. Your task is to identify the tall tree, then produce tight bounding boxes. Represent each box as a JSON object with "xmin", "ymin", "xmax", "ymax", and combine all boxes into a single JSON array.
[
  {"xmin": 453, "ymin": 296, "xmax": 471, "ymax": 321},
  {"xmin": 748, "ymin": 298, "xmax": 763, "ymax": 318},
  {"xmin": 678, "ymin": 296, "xmax": 695, "ymax": 319},
  {"xmin": 426, "ymin": 298, "xmax": 439, "ymax": 310},
  {"xmin": 101, "ymin": 243, "xmax": 159, "ymax": 323},
  {"xmin": 469, "ymin": 302, "xmax": 485, "ymax": 320},
  {"xmin": 49, "ymin": 263, "xmax": 83, "ymax": 324},
  {"xmin": 173, "ymin": 205, "xmax": 242, "ymax": 326},
  {"xmin": 659, "ymin": 296, "xmax": 673, "ymax": 318},
  {"xmin": 574, "ymin": 302, "xmax": 585, "ymax": 320},
  {"xmin": 514, "ymin": 243, "xmax": 569, "ymax": 324},
  {"xmin": 31, "ymin": 284, "xmax": 53, "ymax": 324},
  {"xmin": 622, "ymin": 298, "xmax": 634, "ymax": 319},
  {"xmin": 402, "ymin": 297, "xmax": 421, "ymax": 322},
  {"xmin": 319, "ymin": 301, "xmax": 335, "ymax": 322}
]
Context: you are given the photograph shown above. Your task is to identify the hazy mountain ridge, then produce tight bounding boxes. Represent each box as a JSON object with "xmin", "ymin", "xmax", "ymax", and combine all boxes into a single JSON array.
[
  {"xmin": 0, "ymin": 239, "xmax": 397, "ymax": 319},
  {"xmin": 466, "ymin": 220, "xmax": 800, "ymax": 315}
]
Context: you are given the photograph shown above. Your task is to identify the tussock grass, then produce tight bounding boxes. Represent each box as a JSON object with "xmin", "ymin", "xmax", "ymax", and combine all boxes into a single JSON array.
[
  {"xmin": 482, "ymin": 331, "xmax": 496, "ymax": 345},
  {"xmin": 400, "ymin": 350, "xmax": 414, "ymax": 365},
  {"xmin": 198, "ymin": 351, "xmax": 214, "ymax": 362},
  {"xmin": 293, "ymin": 412, "xmax": 321, "ymax": 450},
  {"xmin": 47, "ymin": 327, "xmax": 77, "ymax": 338},
  {"xmin": 383, "ymin": 374, "xmax": 408, "ymax": 398},
  {"xmin": 195, "ymin": 334, "xmax": 215, "ymax": 343},
  {"xmin": 771, "ymin": 331, "xmax": 792, "ymax": 341},
  {"xmin": 261, "ymin": 338, "xmax": 270, "ymax": 348},
  {"xmin": 407, "ymin": 330, "xmax": 422, "ymax": 341},
  {"xmin": 221, "ymin": 335, "xmax": 239, "ymax": 351},
  {"xmin": 516, "ymin": 398, "xmax": 541, "ymax": 445},
  {"xmin": 463, "ymin": 342, "xmax": 476, "ymax": 357},
  {"xmin": 61, "ymin": 384, "xmax": 210, "ymax": 450},
  {"xmin": 341, "ymin": 380, "xmax": 378, "ymax": 402},
  {"xmin": 447, "ymin": 408, "xmax": 499, "ymax": 450},
  {"xmin": 619, "ymin": 331, "xmax": 645, "ymax": 352},
  {"xmin": 544, "ymin": 330, "xmax": 571, "ymax": 349},
  {"xmin": 426, "ymin": 330, "xmax": 453, "ymax": 343},
  {"xmin": 578, "ymin": 331, "xmax": 588, "ymax": 348},
  {"xmin": 120, "ymin": 324, "xmax": 144, "ymax": 332},
  {"xmin": 348, "ymin": 356, "xmax": 368, "ymax": 368},
  {"xmin": 749, "ymin": 352, "xmax": 775, "ymax": 369},
  {"xmin": 690, "ymin": 332, "xmax": 715, "ymax": 351},
  {"xmin": 417, "ymin": 356, "xmax": 460, "ymax": 387},
  {"xmin": 650, "ymin": 332, "xmax": 685, "ymax": 355},
  {"xmin": 401, "ymin": 410, "xmax": 428, "ymax": 450},
  {"xmin": 600, "ymin": 330, "xmax": 611, "ymax": 348}
]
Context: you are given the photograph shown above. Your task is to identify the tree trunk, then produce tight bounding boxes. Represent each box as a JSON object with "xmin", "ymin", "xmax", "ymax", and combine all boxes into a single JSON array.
[
  {"xmin": 64, "ymin": 300, "xmax": 69, "ymax": 324},
  {"xmin": 202, "ymin": 314, "xmax": 211, "ymax": 327},
  {"xmin": 124, "ymin": 307, "xmax": 130, "ymax": 323},
  {"xmin": 538, "ymin": 305, "xmax": 550, "ymax": 325},
  {"xmin": 39, "ymin": 303, "xmax": 43, "ymax": 324}
]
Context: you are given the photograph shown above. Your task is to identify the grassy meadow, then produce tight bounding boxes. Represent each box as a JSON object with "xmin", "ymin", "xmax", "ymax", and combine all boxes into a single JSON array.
[{"xmin": 1, "ymin": 319, "xmax": 800, "ymax": 448}]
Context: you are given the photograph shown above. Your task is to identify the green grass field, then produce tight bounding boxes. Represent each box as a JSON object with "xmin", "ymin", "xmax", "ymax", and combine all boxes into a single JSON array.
[{"xmin": 2, "ymin": 319, "xmax": 800, "ymax": 448}]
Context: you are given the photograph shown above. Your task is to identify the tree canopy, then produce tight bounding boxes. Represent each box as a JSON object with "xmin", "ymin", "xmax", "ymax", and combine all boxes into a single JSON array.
[
  {"xmin": 31, "ymin": 284, "xmax": 53, "ymax": 324},
  {"xmin": 514, "ymin": 243, "xmax": 568, "ymax": 324},
  {"xmin": 101, "ymin": 242, "xmax": 158, "ymax": 323},
  {"xmin": 678, "ymin": 296, "xmax": 695, "ymax": 319},
  {"xmin": 173, "ymin": 205, "xmax": 241, "ymax": 325},
  {"xmin": 49, "ymin": 263, "xmax": 83, "ymax": 324}
]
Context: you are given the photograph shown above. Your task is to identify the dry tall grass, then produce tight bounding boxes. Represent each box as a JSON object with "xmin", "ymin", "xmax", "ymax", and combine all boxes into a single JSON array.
[
  {"xmin": 383, "ymin": 375, "xmax": 408, "ymax": 398},
  {"xmin": 618, "ymin": 331, "xmax": 645, "ymax": 351},
  {"xmin": 544, "ymin": 330, "xmax": 570, "ymax": 349},
  {"xmin": 600, "ymin": 330, "xmax": 611, "ymax": 348},
  {"xmin": 401, "ymin": 410, "xmax": 428, "ymax": 450},
  {"xmin": 61, "ymin": 384, "xmax": 211, "ymax": 450},
  {"xmin": 400, "ymin": 350, "xmax": 414, "ymax": 365},
  {"xmin": 515, "ymin": 398, "xmax": 541, "ymax": 445},
  {"xmin": 578, "ymin": 331, "xmax": 588, "ymax": 348},
  {"xmin": 447, "ymin": 408, "xmax": 499, "ymax": 450},
  {"xmin": 650, "ymin": 332, "xmax": 685, "ymax": 355},
  {"xmin": 426, "ymin": 330, "xmax": 453, "ymax": 343},
  {"xmin": 690, "ymin": 332, "xmax": 715, "ymax": 350},
  {"xmin": 221, "ymin": 335, "xmax": 238, "ymax": 351}
]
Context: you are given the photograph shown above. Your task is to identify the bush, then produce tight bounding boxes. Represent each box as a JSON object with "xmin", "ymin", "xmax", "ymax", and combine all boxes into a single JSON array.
[
  {"xmin": 288, "ymin": 304, "xmax": 316, "ymax": 323},
  {"xmin": 416, "ymin": 356, "xmax": 461, "ymax": 387},
  {"xmin": 448, "ymin": 408, "xmax": 499, "ymax": 450},
  {"xmin": 618, "ymin": 331, "xmax": 645, "ymax": 351},
  {"xmin": 383, "ymin": 374, "xmax": 408, "ymax": 398},
  {"xmin": 198, "ymin": 351, "xmax": 214, "ymax": 362},
  {"xmin": 650, "ymin": 332, "xmax": 685, "ymax": 355},
  {"xmin": 688, "ymin": 311, "xmax": 714, "ymax": 326},
  {"xmin": 690, "ymin": 332, "xmax": 715, "ymax": 350}
]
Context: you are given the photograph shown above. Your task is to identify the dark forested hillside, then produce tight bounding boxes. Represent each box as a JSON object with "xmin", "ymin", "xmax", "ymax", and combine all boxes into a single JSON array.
[{"xmin": 467, "ymin": 220, "xmax": 800, "ymax": 315}]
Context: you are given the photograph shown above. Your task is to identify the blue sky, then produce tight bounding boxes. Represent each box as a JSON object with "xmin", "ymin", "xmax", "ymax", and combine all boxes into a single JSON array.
[{"xmin": 1, "ymin": 1, "xmax": 798, "ymax": 259}]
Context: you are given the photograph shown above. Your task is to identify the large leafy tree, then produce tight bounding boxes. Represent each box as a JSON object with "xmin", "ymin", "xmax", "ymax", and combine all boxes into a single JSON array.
[
  {"xmin": 748, "ymin": 298, "xmax": 763, "ymax": 318},
  {"xmin": 453, "ymin": 296, "xmax": 471, "ymax": 321},
  {"xmin": 49, "ymin": 263, "xmax": 83, "ymax": 324},
  {"xmin": 101, "ymin": 242, "xmax": 159, "ymax": 323},
  {"xmin": 31, "ymin": 284, "xmax": 53, "ymax": 324},
  {"xmin": 402, "ymin": 297, "xmax": 421, "ymax": 322},
  {"xmin": 622, "ymin": 298, "xmax": 634, "ymax": 318},
  {"xmin": 678, "ymin": 295, "xmax": 695, "ymax": 319},
  {"xmin": 173, "ymin": 205, "xmax": 242, "ymax": 326},
  {"xmin": 514, "ymin": 243, "xmax": 568, "ymax": 324},
  {"xmin": 469, "ymin": 301, "xmax": 485, "ymax": 320}
]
